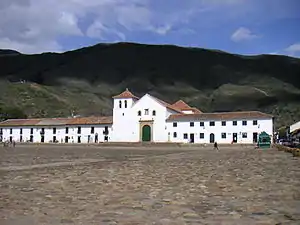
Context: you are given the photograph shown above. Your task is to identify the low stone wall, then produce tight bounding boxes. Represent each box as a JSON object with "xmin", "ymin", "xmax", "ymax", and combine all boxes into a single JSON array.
[{"xmin": 275, "ymin": 144, "xmax": 300, "ymax": 157}]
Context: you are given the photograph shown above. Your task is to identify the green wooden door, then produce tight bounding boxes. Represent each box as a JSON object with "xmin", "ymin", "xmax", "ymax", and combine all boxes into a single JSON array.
[{"xmin": 142, "ymin": 125, "xmax": 151, "ymax": 142}]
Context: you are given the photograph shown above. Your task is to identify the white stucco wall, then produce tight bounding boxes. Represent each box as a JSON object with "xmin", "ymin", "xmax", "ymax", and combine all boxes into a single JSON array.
[
  {"xmin": 111, "ymin": 94, "xmax": 175, "ymax": 142},
  {"xmin": 1, "ymin": 124, "xmax": 112, "ymax": 143},
  {"xmin": 167, "ymin": 118, "xmax": 273, "ymax": 144}
]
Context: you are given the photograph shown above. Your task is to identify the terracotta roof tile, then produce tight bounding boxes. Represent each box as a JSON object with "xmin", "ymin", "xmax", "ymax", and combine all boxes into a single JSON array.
[
  {"xmin": 112, "ymin": 88, "xmax": 139, "ymax": 99},
  {"xmin": 192, "ymin": 108, "xmax": 202, "ymax": 113},
  {"xmin": 172, "ymin": 100, "xmax": 202, "ymax": 113},
  {"xmin": 67, "ymin": 116, "xmax": 112, "ymax": 125},
  {"xmin": 0, "ymin": 116, "xmax": 113, "ymax": 127},
  {"xmin": 166, "ymin": 111, "xmax": 273, "ymax": 121},
  {"xmin": 172, "ymin": 100, "xmax": 192, "ymax": 109}
]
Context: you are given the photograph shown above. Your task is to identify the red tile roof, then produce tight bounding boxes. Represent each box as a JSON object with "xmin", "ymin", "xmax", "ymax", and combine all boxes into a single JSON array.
[
  {"xmin": 0, "ymin": 116, "xmax": 113, "ymax": 127},
  {"xmin": 166, "ymin": 111, "xmax": 273, "ymax": 121},
  {"xmin": 190, "ymin": 108, "xmax": 202, "ymax": 114},
  {"xmin": 172, "ymin": 100, "xmax": 192, "ymax": 109},
  {"xmin": 67, "ymin": 116, "xmax": 112, "ymax": 125},
  {"xmin": 172, "ymin": 100, "xmax": 202, "ymax": 113},
  {"xmin": 112, "ymin": 88, "xmax": 139, "ymax": 99}
]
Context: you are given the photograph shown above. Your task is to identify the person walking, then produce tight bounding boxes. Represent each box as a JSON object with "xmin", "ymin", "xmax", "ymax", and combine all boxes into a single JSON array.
[{"xmin": 214, "ymin": 142, "xmax": 219, "ymax": 151}]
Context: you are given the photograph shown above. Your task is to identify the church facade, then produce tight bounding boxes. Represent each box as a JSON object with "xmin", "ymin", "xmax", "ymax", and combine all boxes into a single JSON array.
[{"xmin": 0, "ymin": 89, "xmax": 274, "ymax": 144}]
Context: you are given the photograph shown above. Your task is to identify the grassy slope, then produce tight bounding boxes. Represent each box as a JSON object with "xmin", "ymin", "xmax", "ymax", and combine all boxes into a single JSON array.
[{"xmin": 0, "ymin": 42, "xmax": 300, "ymax": 129}]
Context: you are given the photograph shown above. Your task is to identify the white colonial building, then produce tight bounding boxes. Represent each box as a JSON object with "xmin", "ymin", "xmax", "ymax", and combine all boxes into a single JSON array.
[{"xmin": 0, "ymin": 89, "xmax": 274, "ymax": 144}]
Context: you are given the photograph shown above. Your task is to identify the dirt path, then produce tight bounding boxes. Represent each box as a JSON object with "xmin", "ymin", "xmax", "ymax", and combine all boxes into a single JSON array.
[{"xmin": 0, "ymin": 146, "xmax": 299, "ymax": 224}]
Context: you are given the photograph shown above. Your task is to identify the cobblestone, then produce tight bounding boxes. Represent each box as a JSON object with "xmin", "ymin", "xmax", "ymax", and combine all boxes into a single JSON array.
[{"xmin": 0, "ymin": 145, "xmax": 300, "ymax": 224}]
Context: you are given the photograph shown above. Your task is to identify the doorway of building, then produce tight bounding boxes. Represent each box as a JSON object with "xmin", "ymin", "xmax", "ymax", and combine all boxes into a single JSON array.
[
  {"xmin": 65, "ymin": 136, "xmax": 68, "ymax": 143},
  {"xmin": 41, "ymin": 136, "xmax": 45, "ymax": 143},
  {"xmin": 253, "ymin": 132, "xmax": 258, "ymax": 143},
  {"xmin": 232, "ymin": 133, "xmax": 237, "ymax": 143},
  {"xmin": 77, "ymin": 136, "xmax": 81, "ymax": 143},
  {"xmin": 190, "ymin": 133, "xmax": 194, "ymax": 143},
  {"xmin": 142, "ymin": 125, "xmax": 151, "ymax": 142},
  {"xmin": 209, "ymin": 133, "xmax": 215, "ymax": 143}
]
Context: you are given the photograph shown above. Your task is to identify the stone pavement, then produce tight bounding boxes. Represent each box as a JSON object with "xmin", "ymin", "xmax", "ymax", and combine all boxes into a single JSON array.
[{"xmin": 0, "ymin": 145, "xmax": 300, "ymax": 224}]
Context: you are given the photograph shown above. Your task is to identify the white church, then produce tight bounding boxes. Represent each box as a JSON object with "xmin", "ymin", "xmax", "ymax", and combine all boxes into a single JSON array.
[{"xmin": 0, "ymin": 89, "xmax": 274, "ymax": 144}]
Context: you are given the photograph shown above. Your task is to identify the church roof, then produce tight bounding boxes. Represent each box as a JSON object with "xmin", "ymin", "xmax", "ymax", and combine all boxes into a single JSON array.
[
  {"xmin": 166, "ymin": 111, "xmax": 273, "ymax": 121},
  {"xmin": 172, "ymin": 100, "xmax": 192, "ymax": 109},
  {"xmin": 172, "ymin": 100, "xmax": 202, "ymax": 113},
  {"xmin": 112, "ymin": 88, "xmax": 139, "ymax": 99},
  {"xmin": 151, "ymin": 96, "xmax": 183, "ymax": 113}
]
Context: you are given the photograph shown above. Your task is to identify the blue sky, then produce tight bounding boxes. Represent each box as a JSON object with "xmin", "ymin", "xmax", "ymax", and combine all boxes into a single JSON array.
[{"xmin": 0, "ymin": 0, "xmax": 299, "ymax": 57}]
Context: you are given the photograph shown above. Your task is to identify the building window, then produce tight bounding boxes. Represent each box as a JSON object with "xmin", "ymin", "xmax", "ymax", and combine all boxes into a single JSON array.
[
  {"xmin": 183, "ymin": 133, "xmax": 188, "ymax": 139},
  {"xmin": 91, "ymin": 127, "xmax": 94, "ymax": 134},
  {"xmin": 221, "ymin": 133, "xmax": 226, "ymax": 139},
  {"xmin": 200, "ymin": 133, "xmax": 204, "ymax": 139},
  {"xmin": 144, "ymin": 109, "xmax": 149, "ymax": 115},
  {"xmin": 41, "ymin": 128, "xmax": 45, "ymax": 134},
  {"xmin": 138, "ymin": 110, "xmax": 141, "ymax": 116},
  {"xmin": 65, "ymin": 127, "xmax": 69, "ymax": 134},
  {"xmin": 103, "ymin": 126, "xmax": 109, "ymax": 135},
  {"xmin": 190, "ymin": 122, "xmax": 194, "ymax": 127},
  {"xmin": 209, "ymin": 121, "xmax": 215, "ymax": 126},
  {"xmin": 53, "ymin": 127, "xmax": 56, "ymax": 134},
  {"xmin": 233, "ymin": 121, "xmax": 237, "ymax": 126},
  {"xmin": 124, "ymin": 100, "xmax": 127, "ymax": 108},
  {"xmin": 20, "ymin": 128, "xmax": 23, "ymax": 134},
  {"xmin": 119, "ymin": 100, "xmax": 122, "ymax": 108},
  {"xmin": 10, "ymin": 128, "xmax": 12, "ymax": 134},
  {"xmin": 253, "ymin": 120, "xmax": 258, "ymax": 125},
  {"xmin": 152, "ymin": 110, "xmax": 156, "ymax": 116},
  {"xmin": 30, "ymin": 128, "xmax": 33, "ymax": 134},
  {"xmin": 242, "ymin": 120, "xmax": 247, "ymax": 126},
  {"xmin": 173, "ymin": 132, "xmax": 177, "ymax": 138},
  {"xmin": 222, "ymin": 121, "xmax": 226, "ymax": 126},
  {"xmin": 242, "ymin": 132, "xmax": 247, "ymax": 138},
  {"xmin": 200, "ymin": 122, "xmax": 204, "ymax": 127},
  {"xmin": 173, "ymin": 122, "xmax": 177, "ymax": 127},
  {"xmin": 0, "ymin": 128, "xmax": 2, "ymax": 135},
  {"xmin": 77, "ymin": 127, "xmax": 81, "ymax": 134}
]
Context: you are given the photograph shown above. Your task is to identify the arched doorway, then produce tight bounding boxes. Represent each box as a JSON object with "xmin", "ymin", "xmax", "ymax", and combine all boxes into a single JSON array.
[
  {"xmin": 209, "ymin": 133, "xmax": 215, "ymax": 143},
  {"xmin": 142, "ymin": 125, "xmax": 151, "ymax": 142}
]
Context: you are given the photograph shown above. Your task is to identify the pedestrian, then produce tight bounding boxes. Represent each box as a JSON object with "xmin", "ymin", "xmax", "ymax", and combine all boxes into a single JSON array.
[{"xmin": 214, "ymin": 142, "xmax": 219, "ymax": 151}]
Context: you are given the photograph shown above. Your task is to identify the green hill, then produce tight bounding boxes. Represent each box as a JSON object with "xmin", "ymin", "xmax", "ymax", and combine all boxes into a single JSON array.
[{"xmin": 0, "ymin": 42, "xmax": 300, "ymax": 128}]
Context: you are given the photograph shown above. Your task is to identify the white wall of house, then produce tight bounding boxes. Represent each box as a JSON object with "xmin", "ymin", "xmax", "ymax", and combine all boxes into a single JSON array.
[
  {"xmin": 64, "ymin": 125, "xmax": 112, "ymax": 143},
  {"xmin": 1, "ymin": 124, "xmax": 112, "ymax": 143},
  {"xmin": 167, "ymin": 118, "xmax": 273, "ymax": 144}
]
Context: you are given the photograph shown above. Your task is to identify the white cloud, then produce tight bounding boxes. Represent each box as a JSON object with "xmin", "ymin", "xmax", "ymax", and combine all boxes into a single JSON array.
[
  {"xmin": 86, "ymin": 21, "xmax": 126, "ymax": 41},
  {"xmin": 0, "ymin": 0, "xmax": 193, "ymax": 53},
  {"xmin": 0, "ymin": 0, "xmax": 297, "ymax": 54},
  {"xmin": 231, "ymin": 27, "xmax": 259, "ymax": 42},
  {"xmin": 284, "ymin": 43, "xmax": 300, "ymax": 55}
]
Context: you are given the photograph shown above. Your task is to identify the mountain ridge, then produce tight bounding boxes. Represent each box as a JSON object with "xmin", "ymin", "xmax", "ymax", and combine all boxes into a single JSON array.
[{"xmin": 0, "ymin": 42, "xmax": 299, "ymax": 128}]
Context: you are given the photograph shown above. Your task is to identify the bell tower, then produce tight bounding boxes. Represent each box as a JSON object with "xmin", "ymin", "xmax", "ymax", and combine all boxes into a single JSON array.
[{"xmin": 111, "ymin": 88, "xmax": 139, "ymax": 141}]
